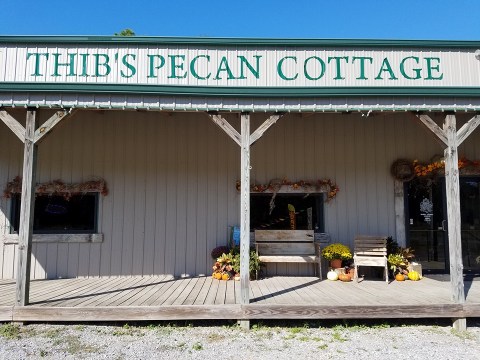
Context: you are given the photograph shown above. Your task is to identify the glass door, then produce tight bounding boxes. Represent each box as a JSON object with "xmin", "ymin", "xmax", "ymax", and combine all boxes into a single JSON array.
[
  {"xmin": 406, "ymin": 178, "xmax": 448, "ymax": 273},
  {"xmin": 406, "ymin": 176, "xmax": 480, "ymax": 274},
  {"xmin": 460, "ymin": 177, "xmax": 480, "ymax": 274}
]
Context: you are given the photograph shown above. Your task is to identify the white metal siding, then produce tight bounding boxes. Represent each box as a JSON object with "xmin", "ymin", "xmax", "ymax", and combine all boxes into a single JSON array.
[{"xmin": 0, "ymin": 110, "xmax": 479, "ymax": 278}]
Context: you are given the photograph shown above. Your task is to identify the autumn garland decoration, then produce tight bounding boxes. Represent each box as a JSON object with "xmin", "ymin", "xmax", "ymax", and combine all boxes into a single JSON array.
[
  {"xmin": 3, "ymin": 176, "xmax": 109, "ymax": 200},
  {"xmin": 236, "ymin": 178, "xmax": 339, "ymax": 202},
  {"xmin": 413, "ymin": 157, "xmax": 480, "ymax": 177}
]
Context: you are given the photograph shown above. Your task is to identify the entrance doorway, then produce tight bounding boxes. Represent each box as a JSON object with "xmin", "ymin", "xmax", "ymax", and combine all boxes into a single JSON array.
[{"xmin": 406, "ymin": 177, "xmax": 480, "ymax": 274}]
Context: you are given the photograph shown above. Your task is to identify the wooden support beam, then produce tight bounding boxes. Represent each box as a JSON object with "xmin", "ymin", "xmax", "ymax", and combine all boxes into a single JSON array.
[
  {"xmin": 443, "ymin": 115, "xmax": 466, "ymax": 322},
  {"xmin": 416, "ymin": 114, "xmax": 448, "ymax": 145},
  {"xmin": 0, "ymin": 109, "xmax": 26, "ymax": 143},
  {"xmin": 34, "ymin": 109, "xmax": 73, "ymax": 144},
  {"xmin": 249, "ymin": 113, "xmax": 283, "ymax": 146},
  {"xmin": 456, "ymin": 115, "xmax": 480, "ymax": 146},
  {"xmin": 208, "ymin": 114, "xmax": 241, "ymax": 146},
  {"xmin": 15, "ymin": 109, "xmax": 37, "ymax": 306},
  {"xmin": 239, "ymin": 112, "xmax": 251, "ymax": 329}
]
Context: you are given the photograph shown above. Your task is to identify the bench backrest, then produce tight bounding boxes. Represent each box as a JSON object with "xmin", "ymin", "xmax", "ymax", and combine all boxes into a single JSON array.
[
  {"xmin": 354, "ymin": 236, "xmax": 387, "ymax": 257},
  {"xmin": 255, "ymin": 230, "xmax": 315, "ymax": 255}
]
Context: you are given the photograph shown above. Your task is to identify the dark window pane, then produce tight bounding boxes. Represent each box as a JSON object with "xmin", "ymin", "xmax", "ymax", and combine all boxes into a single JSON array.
[
  {"xmin": 250, "ymin": 193, "xmax": 324, "ymax": 232},
  {"xmin": 11, "ymin": 193, "xmax": 98, "ymax": 234}
]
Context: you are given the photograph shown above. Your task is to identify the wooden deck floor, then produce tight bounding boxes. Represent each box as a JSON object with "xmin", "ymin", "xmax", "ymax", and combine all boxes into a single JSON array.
[{"xmin": 1, "ymin": 275, "xmax": 479, "ymax": 322}]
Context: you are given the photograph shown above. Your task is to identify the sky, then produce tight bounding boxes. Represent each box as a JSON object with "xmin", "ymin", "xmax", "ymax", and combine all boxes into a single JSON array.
[{"xmin": 1, "ymin": 0, "xmax": 479, "ymax": 40}]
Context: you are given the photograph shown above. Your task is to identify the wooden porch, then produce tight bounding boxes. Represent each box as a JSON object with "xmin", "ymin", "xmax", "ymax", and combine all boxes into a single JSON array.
[{"xmin": 1, "ymin": 275, "xmax": 479, "ymax": 322}]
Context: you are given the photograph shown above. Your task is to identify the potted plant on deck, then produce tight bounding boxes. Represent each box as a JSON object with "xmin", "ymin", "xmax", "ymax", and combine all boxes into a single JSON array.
[{"xmin": 321, "ymin": 243, "xmax": 352, "ymax": 269}]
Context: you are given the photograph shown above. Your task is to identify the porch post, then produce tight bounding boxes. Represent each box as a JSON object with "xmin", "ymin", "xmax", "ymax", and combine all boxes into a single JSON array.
[
  {"xmin": 443, "ymin": 114, "xmax": 466, "ymax": 330},
  {"xmin": 239, "ymin": 112, "xmax": 250, "ymax": 328},
  {"xmin": 15, "ymin": 109, "xmax": 37, "ymax": 306}
]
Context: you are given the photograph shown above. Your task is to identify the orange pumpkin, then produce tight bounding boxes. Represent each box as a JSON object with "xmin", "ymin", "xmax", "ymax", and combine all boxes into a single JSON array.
[
  {"xmin": 338, "ymin": 273, "xmax": 351, "ymax": 282},
  {"xmin": 213, "ymin": 272, "xmax": 222, "ymax": 280},
  {"xmin": 395, "ymin": 273, "xmax": 405, "ymax": 281}
]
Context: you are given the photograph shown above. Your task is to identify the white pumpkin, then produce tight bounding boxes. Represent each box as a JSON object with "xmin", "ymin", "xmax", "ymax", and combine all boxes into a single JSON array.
[{"xmin": 327, "ymin": 269, "xmax": 339, "ymax": 281}]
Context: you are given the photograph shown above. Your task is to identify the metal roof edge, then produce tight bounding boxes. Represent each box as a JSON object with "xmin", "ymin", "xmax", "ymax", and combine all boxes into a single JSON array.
[{"xmin": 0, "ymin": 36, "xmax": 479, "ymax": 48}]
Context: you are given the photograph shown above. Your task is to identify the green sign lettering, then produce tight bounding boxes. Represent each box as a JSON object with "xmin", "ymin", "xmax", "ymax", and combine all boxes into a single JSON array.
[
  {"xmin": 352, "ymin": 56, "xmax": 373, "ymax": 80},
  {"xmin": 26, "ymin": 52, "xmax": 49, "ymax": 76},
  {"xmin": 375, "ymin": 57, "xmax": 398, "ymax": 80},
  {"xmin": 277, "ymin": 56, "xmax": 298, "ymax": 81},
  {"xmin": 327, "ymin": 56, "xmax": 349, "ymax": 80},
  {"xmin": 190, "ymin": 55, "xmax": 211, "ymax": 80}
]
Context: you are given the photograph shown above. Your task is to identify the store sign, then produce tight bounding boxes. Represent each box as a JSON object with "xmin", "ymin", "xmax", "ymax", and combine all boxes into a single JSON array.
[{"xmin": 1, "ymin": 44, "xmax": 479, "ymax": 89}]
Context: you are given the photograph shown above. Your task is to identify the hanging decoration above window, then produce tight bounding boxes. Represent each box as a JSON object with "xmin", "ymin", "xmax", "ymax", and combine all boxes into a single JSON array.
[
  {"xmin": 3, "ymin": 176, "xmax": 109, "ymax": 200},
  {"xmin": 412, "ymin": 157, "xmax": 480, "ymax": 177},
  {"xmin": 236, "ymin": 178, "xmax": 339, "ymax": 202}
]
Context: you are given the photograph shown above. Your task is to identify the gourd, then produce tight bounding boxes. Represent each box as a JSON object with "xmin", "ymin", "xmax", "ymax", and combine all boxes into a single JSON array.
[
  {"xmin": 395, "ymin": 273, "xmax": 405, "ymax": 281},
  {"xmin": 338, "ymin": 273, "xmax": 351, "ymax": 282},
  {"xmin": 408, "ymin": 271, "xmax": 421, "ymax": 281},
  {"xmin": 213, "ymin": 272, "xmax": 222, "ymax": 280},
  {"xmin": 221, "ymin": 272, "xmax": 230, "ymax": 281},
  {"xmin": 327, "ymin": 270, "xmax": 339, "ymax": 281}
]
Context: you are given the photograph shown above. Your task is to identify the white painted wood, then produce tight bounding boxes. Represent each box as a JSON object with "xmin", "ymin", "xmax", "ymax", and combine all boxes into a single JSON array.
[
  {"xmin": 0, "ymin": 110, "xmax": 25, "ymax": 143},
  {"xmin": 240, "ymin": 113, "xmax": 250, "ymax": 305},
  {"xmin": 353, "ymin": 236, "xmax": 388, "ymax": 284},
  {"xmin": 33, "ymin": 110, "xmax": 72, "ymax": 144},
  {"xmin": 394, "ymin": 180, "xmax": 406, "ymax": 247},
  {"xmin": 443, "ymin": 115, "xmax": 465, "ymax": 304},
  {"xmin": 249, "ymin": 114, "xmax": 283, "ymax": 146},
  {"xmin": 417, "ymin": 114, "xmax": 448, "ymax": 146},
  {"xmin": 2, "ymin": 234, "xmax": 104, "ymax": 244},
  {"xmin": 208, "ymin": 114, "xmax": 241, "ymax": 147},
  {"xmin": 456, "ymin": 115, "xmax": 480, "ymax": 146},
  {"xmin": 15, "ymin": 109, "xmax": 37, "ymax": 306}
]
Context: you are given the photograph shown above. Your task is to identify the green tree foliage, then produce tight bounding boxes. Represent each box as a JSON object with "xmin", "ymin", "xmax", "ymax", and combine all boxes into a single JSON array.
[{"xmin": 114, "ymin": 29, "xmax": 136, "ymax": 37}]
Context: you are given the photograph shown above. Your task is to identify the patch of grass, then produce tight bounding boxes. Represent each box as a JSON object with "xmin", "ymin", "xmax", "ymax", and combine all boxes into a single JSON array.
[
  {"xmin": 63, "ymin": 335, "xmax": 100, "ymax": 355},
  {"xmin": 192, "ymin": 342, "xmax": 203, "ymax": 351},
  {"xmin": 0, "ymin": 323, "xmax": 20, "ymax": 339},
  {"xmin": 318, "ymin": 344, "xmax": 328, "ymax": 350},
  {"xmin": 451, "ymin": 328, "xmax": 477, "ymax": 341},
  {"xmin": 332, "ymin": 330, "xmax": 348, "ymax": 342},
  {"xmin": 112, "ymin": 323, "xmax": 143, "ymax": 337},
  {"xmin": 44, "ymin": 328, "xmax": 62, "ymax": 339},
  {"xmin": 39, "ymin": 350, "xmax": 48, "ymax": 357}
]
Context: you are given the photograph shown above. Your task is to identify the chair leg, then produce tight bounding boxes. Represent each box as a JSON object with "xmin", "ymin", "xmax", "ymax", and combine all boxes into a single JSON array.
[
  {"xmin": 384, "ymin": 265, "xmax": 389, "ymax": 284},
  {"xmin": 318, "ymin": 260, "xmax": 322, "ymax": 280},
  {"xmin": 354, "ymin": 265, "xmax": 358, "ymax": 282}
]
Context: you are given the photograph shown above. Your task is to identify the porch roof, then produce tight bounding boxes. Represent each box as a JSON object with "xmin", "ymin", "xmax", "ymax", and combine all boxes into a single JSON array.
[{"xmin": 1, "ymin": 93, "xmax": 480, "ymax": 113}]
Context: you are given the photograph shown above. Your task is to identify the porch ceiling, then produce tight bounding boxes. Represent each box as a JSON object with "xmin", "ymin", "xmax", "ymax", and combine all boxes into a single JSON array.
[{"xmin": 1, "ymin": 93, "xmax": 480, "ymax": 113}]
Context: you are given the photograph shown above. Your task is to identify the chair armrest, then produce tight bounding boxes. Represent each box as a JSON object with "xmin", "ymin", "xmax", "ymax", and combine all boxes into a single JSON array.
[{"xmin": 314, "ymin": 242, "xmax": 321, "ymax": 257}]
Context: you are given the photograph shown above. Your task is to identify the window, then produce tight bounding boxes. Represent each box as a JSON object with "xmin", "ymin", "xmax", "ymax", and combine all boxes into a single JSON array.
[
  {"xmin": 250, "ymin": 193, "xmax": 324, "ymax": 232},
  {"xmin": 10, "ymin": 193, "xmax": 99, "ymax": 234}
]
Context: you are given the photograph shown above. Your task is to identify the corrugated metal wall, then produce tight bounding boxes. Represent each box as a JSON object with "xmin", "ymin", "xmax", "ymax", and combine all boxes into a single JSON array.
[{"xmin": 1, "ymin": 110, "xmax": 478, "ymax": 279}]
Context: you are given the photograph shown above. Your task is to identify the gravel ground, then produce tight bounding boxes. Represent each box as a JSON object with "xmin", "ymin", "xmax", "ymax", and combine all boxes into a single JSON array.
[{"xmin": 1, "ymin": 319, "xmax": 480, "ymax": 359}]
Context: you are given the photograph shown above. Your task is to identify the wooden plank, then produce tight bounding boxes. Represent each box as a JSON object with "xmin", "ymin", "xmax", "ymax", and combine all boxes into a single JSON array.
[
  {"xmin": 2, "ymin": 233, "xmax": 104, "ymax": 244},
  {"xmin": 193, "ymin": 277, "xmax": 215, "ymax": 305},
  {"xmin": 444, "ymin": 115, "xmax": 465, "ymax": 305},
  {"xmin": 240, "ymin": 113, "xmax": 250, "ymax": 305},
  {"xmin": 134, "ymin": 276, "xmax": 177, "ymax": 306},
  {"xmin": 72, "ymin": 277, "xmax": 141, "ymax": 307},
  {"xmin": 203, "ymin": 278, "xmax": 220, "ymax": 305},
  {"xmin": 254, "ymin": 230, "xmax": 314, "ymax": 242},
  {"xmin": 33, "ymin": 110, "xmax": 72, "ymax": 144},
  {"xmin": 121, "ymin": 276, "xmax": 169, "ymax": 306},
  {"xmin": 98, "ymin": 277, "xmax": 153, "ymax": 306},
  {"xmin": 171, "ymin": 276, "xmax": 201, "ymax": 305},
  {"xmin": 259, "ymin": 255, "xmax": 318, "ymax": 263},
  {"xmin": 0, "ymin": 306, "xmax": 13, "ymax": 321},
  {"xmin": 257, "ymin": 243, "xmax": 316, "ymax": 255},
  {"xmin": 456, "ymin": 114, "xmax": 480, "ymax": 146},
  {"xmin": 12, "ymin": 305, "xmax": 244, "ymax": 322},
  {"xmin": 417, "ymin": 114, "xmax": 448, "ymax": 145},
  {"xmin": 161, "ymin": 278, "xmax": 194, "ymax": 306},
  {"xmin": 249, "ymin": 114, "xmax": 283, "ymax": 146},
  {"xmin": 16, "ymin": 109, "xmax": 37, "ymax": 306},
  {"xmin": 208, "ymin": 114, "xmax": 241, "ymax": 146},
  {"xmin": 0, "ymin": 110, "xmax": 25, "ymax": 142},
  {"xmin": 224, "ymin": 280, "xmax": 236, "ymax": 305}
]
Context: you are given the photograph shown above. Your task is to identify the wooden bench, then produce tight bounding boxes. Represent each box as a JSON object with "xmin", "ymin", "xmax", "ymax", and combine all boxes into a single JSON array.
[
  {"xmin": 254, "ymin": 230, "xmax": 322, "ymax": 279},
  {"xmin": 353, "ymin": 235, "xmax": 388, "ymax": 284}
]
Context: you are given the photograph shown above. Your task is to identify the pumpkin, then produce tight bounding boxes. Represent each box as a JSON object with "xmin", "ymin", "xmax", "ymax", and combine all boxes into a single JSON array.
[
  {"xmin": 213, "ymin": 272, "xmax": 222, "ymax": 280},
  {"xmin": 338, "ymin": 273, "xmax": 351, "ymax": 282},
  {"xmin": 395, "ymin": 273, "xmax": 405, "ymax": 281},
  {"xmin": 221, "ymin": 272, "xmax": 230, "ymax": 281},
  {"xmin": 327, "ymin": 270, "xmax": 339, "ymax": 281},
  {"xmin": 408, "ymin": 271, "xmax": 421, "ymax": 281}
]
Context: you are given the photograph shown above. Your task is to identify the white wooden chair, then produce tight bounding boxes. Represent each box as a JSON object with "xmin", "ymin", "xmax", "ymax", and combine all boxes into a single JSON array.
[{"xmin": 353, "ymin": 235, "xmax": 388, "ymax": 284}]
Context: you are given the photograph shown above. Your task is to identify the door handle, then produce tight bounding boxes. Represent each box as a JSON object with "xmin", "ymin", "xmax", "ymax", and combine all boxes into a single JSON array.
[{"xmin": 442, "ymin": 220, "xmax": 447, "ymax": 231}]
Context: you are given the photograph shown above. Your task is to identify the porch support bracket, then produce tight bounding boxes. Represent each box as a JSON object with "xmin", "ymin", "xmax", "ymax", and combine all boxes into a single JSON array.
[
  {"xmin": 249, "ymin": 113, "xmax": 284, "ymax": 146},
  {"xmin": 34, "ymin": 109, "xmax": 74, "ymax": 144},
  {"xmin": 0, "ymin": 109, "xmax": 26, "ymax": 143},
  {"xmin": 208, "ymin": 114, "xmax": 241, "ymax": 146}
]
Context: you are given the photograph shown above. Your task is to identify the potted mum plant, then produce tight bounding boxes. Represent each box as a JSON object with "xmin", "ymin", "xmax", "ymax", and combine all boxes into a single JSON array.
[{"xmin": 321, "ymin": 243, "xmax": 352, "ymax": 269}]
